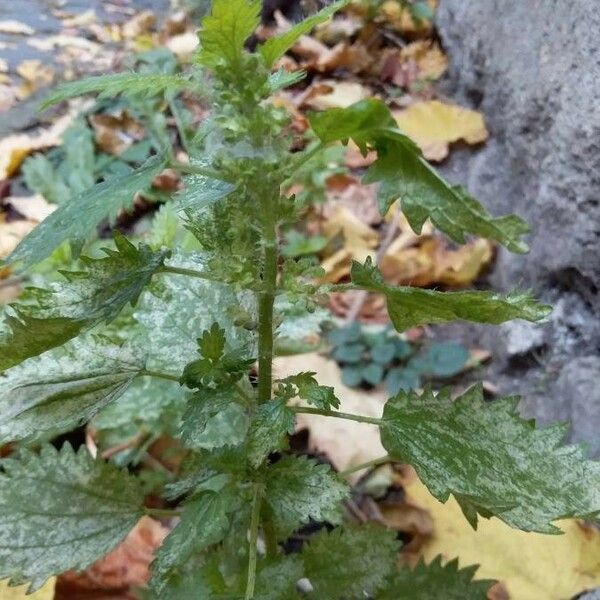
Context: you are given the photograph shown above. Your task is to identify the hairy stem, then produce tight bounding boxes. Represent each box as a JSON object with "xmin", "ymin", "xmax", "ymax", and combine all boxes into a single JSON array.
[
  {"xmin": 291, "ymin": 406, "xmax": 382, "ymax": 425},
  {"xmin": 257, "ymin": 201, "xmax": 278, "ymax": 404},
  {"xmin": 245, "ymin": 484, "xmax": 263, "ymax": 600}
]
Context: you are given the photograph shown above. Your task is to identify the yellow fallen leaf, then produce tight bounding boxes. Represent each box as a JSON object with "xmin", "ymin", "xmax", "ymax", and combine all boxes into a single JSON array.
[
  {"xmin": 166, "ymin": 32, "xmax": 199, "ymax": 57},
  {"xmin": 274, "ymin": 353, "xmax": 386, "ymax": 482},
  {"xmin": 0, "ymin": 108, "xmax": 78, "ymax": 178},
  {"xmin": 400, "ymin": 40, "xmax": 448, "ymax": 80},
  {"xmin": 0, "ymin": 578, "xmax": 54, "ymax": 600},
  {"xmin": 404, "ymin": 474, "xmax": 600, "ymax": 600},
  {"xmin": 16, "ymin": 59, "xmax": 55, "ymax": 98},
  {"xmin": 380, "ymin": 0, "xmax": 437, "ymax": 34},
  {"xmin": 305, "ymin": 81, "xmax": 371, "ymax": 110},
  {"xmin": 322, "ymin": 205, "xmax": 379, "ymax": 251},
  {"xmin": 121, "ymin": 10, "xmax": 156, "ymax": 39},
  {"xmin": 394, "ymin": 100, "xmax": 489, "ymax": 161}
]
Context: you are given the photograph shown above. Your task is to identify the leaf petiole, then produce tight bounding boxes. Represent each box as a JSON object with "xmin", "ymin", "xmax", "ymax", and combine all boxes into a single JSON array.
[{"xmin": 291, "ymin": 406, "xmax": 382, "ymax": 425}]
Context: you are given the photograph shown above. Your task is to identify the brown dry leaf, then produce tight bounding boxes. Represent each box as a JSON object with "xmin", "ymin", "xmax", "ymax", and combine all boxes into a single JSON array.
[
  {"xmin": 0, "ymin": 106, "xmax": 79, "ymax": 178},
  {"xmin": 0, "ymin": 20, "xmax": 35, "ymax": 35},
  {"xmin": 121, "ymin": 10, "xmax": 156, "ymax": 40},
  {"xmin": 314, "ymin": 15, "xmax": 363, "ymax": 45},
  {"xmin": 55, "ymin": 517, "xmax": 167, "ymax": 600},
  {"xmin": 329, "ymin": 290, "xmax": 389, "ymax": 323},
  {"xmin": 324, "ymin": 178, "xmax": 381, "ymax": 225},
  {"xmin": 274, "ymin": 352, "xmax": 387, "ymax": 482},
  {"xmin": 394, "ymin": 100, "xmax": 489, "ymax": 161},
  {"xmin": 0, "ymin": 578, "xmax": 55, "ymax": 600},
  {"xmin": 304, "ymin": 81, "xmax": 371, "ymax": 110},
  {"xmin": 90, "ymin": 112, "xmax": 145, "ymax": 156},
  {"xmin": 381, "ymin": 235, "xmax": 494, "ymax": 287},
  {"xmin": 403, "ymin": 473, "xmax": 600, "ymax": 599},
  {"xmin": 400, "ymin": 40, "xmax": 448, "ymax": 81},
  {"xmin": 317, "ymin": 41, "xmax": 373, "ymax": 74},
  {"xmin": 16, "ymin": 59, "xmax": 55, "ymax": 99},
  {"xmin": 6, "ymin": 194, "xmax": 57, "ymax": 222}
]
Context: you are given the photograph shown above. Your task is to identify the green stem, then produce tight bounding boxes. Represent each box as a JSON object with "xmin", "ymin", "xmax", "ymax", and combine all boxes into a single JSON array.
[
  {"xmin": 141, "ymin": 370, "xmax": 180, "ymax": 382},
  {"xmin": 291, "ymin": 406, "xmax": 382, "ymax": 425},
  {"xmin": 338, "ymin": 455, "xmax": 391, "ymax": 478},
  {"xmin": 291, "ymin": 141, "xmax": 325, "ymax": 172},
  {"xmin": 170, "ymin": 160, "xmax": 229, "ymax": 181},
  {"xmin": 256, "ymin": 200, "xmax": 278, "ymax": 404},
  {"xmin": 245, "ymin": 484, "xmax": 262, "ymax": 600}
]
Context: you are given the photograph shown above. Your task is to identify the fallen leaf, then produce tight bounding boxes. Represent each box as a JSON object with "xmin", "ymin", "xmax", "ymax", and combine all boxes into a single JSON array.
[
  {"xmin": 55, "ymin": 517, "xmax": 167, "ymax": 600},
  {"xmin": 324, "ymin": 179, "xmax": 381, "ymax": 225},
  {"xmin": 90, "ymin": 111, "xmax": 145, "ymax": 156},
  {"xmin": 61, "ymin": 9, "xmax": 97, "ymax": 28},
  {"xmin": 394, "ymin": 100, "xmax": 489, "ymax": 161},
  {"xmin": 0, "ymin": 578, "xmax": 55, "ymax": 600},
  {"xmin": 305, "ymin": 81, "xmax": 372, "ymax": 110},
  {"xmin": 121, "ymin": 10, "xmax": 156, "ymax": 40},
  {"xmin": 166, "ymin": 31, "xmax": 199, "ymax": 57},
  {"xmin": 380, "ymin": 0, "xmax": 437, "ymax": 35},
  {"xmin": 0, "ymin": 218, "xmax": 37, "ymax": 258},
  {"xmin": 314, "ymin": 15, "xmax": 363, "ymax": 44},
  {"xmin": 27, "ymin": 35, "xmax": 101, "ymax": 52},
  {"xmin": 400, "ymin": 41, "xmax": 448, "ymax": 81},
  {"xmin": 329, "ymin": 289, "xmax": 389, "ymax": 323},
  {"xmin": 403, "ymin": 472, "xmax": 600, "ymax": 599},
  {"xmin": 274, "ymin": 352, "xmax": 387, "ymax": 482},
  {"xmin": 317, "ymin": 41, "xmax": 373, "ymax": 74},
  {"xmin": 0, "ymin": 20, "xmax": 35, "ymax": 35},
  {"xmin": 6, "ymin": 195, "xmax": 57, "ymax": 222},
  {"xmin": 0, "ymin": 59, "xmax": 7, "ymax": 74},
  {"xmin": 0, "ymin": 108, "xmax": 79, "ymax": 178},
  {"xmin": 0, "ymin": 85, "xmax": 17, "ymax": 113},
  {"xmin": 16, "ymin": 59, "xmax": 55, "ymax": 98}
]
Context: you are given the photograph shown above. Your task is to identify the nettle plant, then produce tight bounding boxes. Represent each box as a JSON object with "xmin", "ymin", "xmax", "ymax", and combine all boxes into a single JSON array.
[{"xmin": 1, "ymin": 1, "xmax": 598, "ymax": 598}]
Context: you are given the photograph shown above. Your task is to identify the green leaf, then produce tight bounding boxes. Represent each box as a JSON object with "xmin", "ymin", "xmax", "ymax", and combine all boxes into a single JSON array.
[
  {"xmin": 308, "ymin": 99, "xmax": 530, "ymax": 253},
  {"xmin": 268, "ymin": 68, "xmax": 306, "ymax": 92},
  {"xmin": 377, "ymin": 557, "xmax": 494, "ymax": 600},
  {"xmin": 282, "ymin": 230, "xmax": 327, "ymax": 258},
  {"xmin": 264, "ymin": 456, "xmax": 349, "ymax": 537},
  {"xmin": 178, "ymin": 171, "xmax": 236, "ymax": 215},
  {"xmin": 254, "ymin": 556, "xmax": 304, "ymax": 600},
  {"xmin": 133, "ymin": 258, "xmax": 254, "ymax": 374},
  {"xmin": 302, "ymin": 524, "xmax": 400, "ymax": 599},
  {"xmin": 259, "ymin": 0, "xmax": 348, "ymax": 68},
  {"xmin": 371, "ymin": 342, "xmax": 396, "ymax": 364},
  {"xmin": 0, "ymin": 337, "xmax": 144, "ymax": 443},
  {"xmin": 385, "ymin": 366, "xmax": 420, "ymax": 394},
  {"xmin": 351, "ymin": 258, "xmax": 551, "ymax": 331},
  {"xmin": 197, "ymin": 0, "xmax": 262, "ymax": 68},
  {"xmin": 151, "ymin": 490, "xmax": 240, "ymax": 595},
  {"xmin": 180, "ymin": 389, "xmax": 248, "ymax": 451},
  {"xmin": 341, "ymin": 365, "xmax": 363, "ymax": 387},
  {"xmin": 280, "ymin": 372, "xmax": 340, "ymax": 410},
  {"xmin": 199, "ymin": 322, "xmax": 226, "ymax": 361},
  {"xmin": 328, "ymin": 322, "xmax": 362, "ymax": 346},
  {"xmin": 422, "ymin": 341, "xmax": 469, "ymax": 377},
  {"xmin": 8, "ymin": 155, "xmax": 167, "ymax": 268},
  {"xmin": 0, "ymin": 444, "xmax": 145, "ymax": 591},
  {"xmin": 40, "ymin": 73, "xmax": 188, "ymax": 109},
  {"xmin": 247, "ymin": 400, "xmax": 295, "ymax": 467},
  {"xmin": 0, "ymin": 234, "xmax": 168, "ymax": 371},
  {"xmin": 380, "ymin": 384, "xmax": 600, "ymax": 533},
  {"xmin": 362, "ymin": 362, "xmax": 384, "ymax": 386},
  {"xmin": 332, "ymin": 342, "xmax": 364, "ymax": 363}
]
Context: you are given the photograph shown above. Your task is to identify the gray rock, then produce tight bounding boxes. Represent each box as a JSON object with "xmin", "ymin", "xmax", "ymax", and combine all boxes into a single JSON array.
[
  {"xmin": 435, "ymin": 0, "xmax": 600, "ymax": 449},
  {"xmin": 502, "ymin": 321, "xmax": 546, "ymax": 358},
  {"xmin": 578, "ymin": 588, "xmax": 600, "ymax": 600}
]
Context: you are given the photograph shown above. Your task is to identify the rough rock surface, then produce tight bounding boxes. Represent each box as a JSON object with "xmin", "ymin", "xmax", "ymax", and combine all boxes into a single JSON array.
[{"xmin": 435, "ymin": 0, "xmax": 600, "ymax": 450}]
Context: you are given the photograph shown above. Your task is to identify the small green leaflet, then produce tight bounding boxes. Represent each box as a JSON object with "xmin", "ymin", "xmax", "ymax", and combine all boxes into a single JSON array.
[
  {"xmin": 351, "ymin": 258, "xmax": 551, "ymax": 331},
  {"xmin": 264, "ymin": 456, "xmax": 348, "ymax": 537},
  {"xmin": 8, "ymin": 155, "xmax": 167, "ymax": 268},
  {"xmin": 40, "ymin": 73, "xmax": 188, "ymax": 109},
  {"xmin": 308, "ymin": 99, "xmax": 530, "ymax": 253},
  {"xmin": 302, "ymin": 524, "xmax": 400, "ymax": 600},
  {"xmin": 0, "ymin": 338, "xmax": 144, "ymax": 443},
  {"xmin": 180, "ymin": 389, "xmax": 248, "ymax": 451},
  {"xmin": 197, "ymin": 0, "xmax": 261, "ymax": 68},
  {"xmin": 259, "ymin": 0, "xmax": 348, "ymax": 68},
  {"xmin": 380, "ymin": 385, "xmax": 600, "ymax": 533},
  {"xmin": 268, "ymin": 69, "xmax": 306, "ymax": 92},
  {"xmin": 0, "ymin": 234, "xmax": 168, "ymax": 371},
  {"xmin": 247, "ymin": 400, "xmax": 295, "ymax": 467},
  {"xmin": 253, "ymin": 557, "xmax": 304, "ymax": 600},
  {"xmin": 178, "ymin": 171, "xmax": 236, "ymax": 216},
  {"xmin": 0, "ymin": 444, "xmax": 145, "ymax": 591},
  {"xmin": 279, "ymin": 372, "xmax": 340, "ymax": 410},
  {"xmin": 151, "ymin": 490, "xmax": 240, "ymax": 595},
  {"xmin": 377, "ymin": 557, "xmax": 494, "ymax": 600}
]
